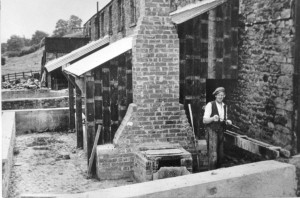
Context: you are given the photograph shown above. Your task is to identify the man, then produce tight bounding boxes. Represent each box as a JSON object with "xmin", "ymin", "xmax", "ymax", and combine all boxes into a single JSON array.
[{"xmin": 203, "ymin": 87, "xmax": 232, "ymax": 170}]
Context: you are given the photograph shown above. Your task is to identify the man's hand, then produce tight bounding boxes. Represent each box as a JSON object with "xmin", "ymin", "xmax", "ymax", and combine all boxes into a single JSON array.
[
  {"xmin": 213, "ymin": 115, "xmax": 219, "ymax": 122},
  {"xmin": 226, "ymin": 120, "xmax": 232, "ymax": 125}
]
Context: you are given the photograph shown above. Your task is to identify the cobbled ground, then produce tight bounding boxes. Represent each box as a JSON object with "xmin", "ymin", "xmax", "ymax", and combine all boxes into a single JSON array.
[{"xmin": 8, "ymin": 132, "xmax": 135, "ymax": 198}]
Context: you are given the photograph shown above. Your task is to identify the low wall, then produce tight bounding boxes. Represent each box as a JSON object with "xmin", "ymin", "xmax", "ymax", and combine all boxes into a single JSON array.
[
  {"xmin": 2, "ymin": 96, "xmax": 69, "ymax": 110},
  {"xmin": 2, "ymin": 112, "xmax": 16, "ymax": 198},
  {"xmin": 2, "ymin": 89, "xmax": 68, "ymax": 99},
  {"xmin": 13, "ymin": 108, "xmax": 70, "ymax": 134},
  {"xmin": 20, "ymin": 160, "xmax": 297, "ymax": 198}
]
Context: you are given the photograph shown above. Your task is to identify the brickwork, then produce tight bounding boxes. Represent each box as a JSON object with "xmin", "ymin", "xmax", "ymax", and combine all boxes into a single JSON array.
[
  {"xmin": 2, "ymin": 96, "xmax": 69, "ymax": 110},
  {"xmin": 95, "ymin": 0, "xmax": 197, "ymax": 181},
  {"xmin": 228, "ymin": 0, "xmax": 296, "ymax": 152}
]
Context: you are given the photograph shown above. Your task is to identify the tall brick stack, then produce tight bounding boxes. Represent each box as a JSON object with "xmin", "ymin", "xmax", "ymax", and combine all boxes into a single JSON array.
[
  {"xmin": 115, "ymin": 0, "xmax": 194, "ymax": 149},
  {"xmin": 96, "ymin": 0, "xmax": 196, "ymax": 180}
]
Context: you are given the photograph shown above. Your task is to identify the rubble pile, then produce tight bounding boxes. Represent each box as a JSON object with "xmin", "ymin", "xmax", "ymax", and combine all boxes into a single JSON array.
[{"xmin": 2, "ymin": 78, "xmax": 42, "ymax": 90}]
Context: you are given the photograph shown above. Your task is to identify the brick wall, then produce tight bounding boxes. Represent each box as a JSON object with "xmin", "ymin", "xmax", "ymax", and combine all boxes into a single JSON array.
[{"xmin": 228, "ymin": 0, "xmax": 296, "ymax": 152}]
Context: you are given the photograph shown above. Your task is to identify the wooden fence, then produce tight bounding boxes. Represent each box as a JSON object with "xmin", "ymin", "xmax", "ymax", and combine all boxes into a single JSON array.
[{"xmin": 2, "ymin": 70, "xmax": 40, "ymax": 82}]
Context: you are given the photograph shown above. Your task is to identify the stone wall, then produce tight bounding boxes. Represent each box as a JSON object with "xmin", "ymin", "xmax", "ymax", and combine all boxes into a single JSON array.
[
  {"xmin": 2, "ymin": 96, "xmax": 69, "ymax": 110},
  {"xmin": 228, "ymin": 0, "xmax": 296, "ymax": 152}
]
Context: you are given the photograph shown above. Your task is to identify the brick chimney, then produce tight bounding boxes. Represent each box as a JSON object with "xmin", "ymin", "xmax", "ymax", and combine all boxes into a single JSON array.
[
  {"xmin": 96, "ymin": 0, "xmax": 197, "ymax": 180},
  {"xmin": 114, "ymin": 0, "xmax": 194, "ymax": 152}
]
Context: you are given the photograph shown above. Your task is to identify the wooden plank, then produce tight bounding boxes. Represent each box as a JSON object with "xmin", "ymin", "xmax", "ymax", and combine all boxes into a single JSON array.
[
  {"xmin": 88, "ymin": 125, "xmax": 102, "ymax": 177},
  {"xmin": 84, "ymin": 72, "xmax": 96, "ymax": 175},
  {"xmin": 68, "ymin": 80, "xmax": 75, "ymax": 130},
  {"xmin": 224, "ymin": 131, "xmax": 280, "ymax": 159}
]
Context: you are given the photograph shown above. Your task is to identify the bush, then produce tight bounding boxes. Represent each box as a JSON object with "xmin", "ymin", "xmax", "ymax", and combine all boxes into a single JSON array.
[
  {"xmin": 19, "ymin": 44, "xmax": 40, "ymax": 57},
  {"xmin": 1, "ymin": 57, "xmax": 6, "ymax": 66},
  {"xmin": 6, "ymin": 51, "xmax": 21, "ymax": 58}
]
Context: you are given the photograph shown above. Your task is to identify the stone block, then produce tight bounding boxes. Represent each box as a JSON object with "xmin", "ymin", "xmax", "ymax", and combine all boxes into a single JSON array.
[{"xmin": 84, "ymin": 161, "xmax": 297, "ymax": 198}]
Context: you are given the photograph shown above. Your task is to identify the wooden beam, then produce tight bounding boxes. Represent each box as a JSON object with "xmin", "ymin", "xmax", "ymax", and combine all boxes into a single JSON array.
[
  {"xmin": 84, "ymin": 71, "xmax": 96, "ymax": 175},
  {"xmin": 68, "ymin": 79, "xmax": 75, "ymax": 130},
  {"xmin": 88, "ymin": 125, "xmax": 102, "ymax": 177},
  {"xmin": 94, "ymin": 67, "xmax": 103, "ymax": 144},
  {"xmin": 215, "ymin": 5, "xmax": 224, "ymax": 79},
  {"xmin": 75, "ymin": 85, "xmax": 83, "ymax": 148},
  {"xmin": 224, "ymin": 130, "xmax": 280, "ymax": 159}
]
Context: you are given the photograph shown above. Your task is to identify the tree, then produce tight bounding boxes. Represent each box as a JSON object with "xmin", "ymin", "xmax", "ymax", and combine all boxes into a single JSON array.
[
  {"xmin": 1, "ymin": 43, "xmax": 8, "ymax": 53},
  {"xmin": 52, "ymin": 19, "xmax": 68, "ymax": 37},
  {"xmin": 31, "ymin": 30, "xmax": 49, "ymax": 45},
  {"xmin": 23, "ymin": 37, "xmax": 31, "ymax": 46},
  {"xmin": 52, "ymin": 15, "xmax": 83, "ymax": 37},
  {"xmin": 67, "ymin": 15, "xmax": 82, "ymax": 33},
  {"xmin": 6, "ymin": 35, "xmax": 24, "ymax": 51}
]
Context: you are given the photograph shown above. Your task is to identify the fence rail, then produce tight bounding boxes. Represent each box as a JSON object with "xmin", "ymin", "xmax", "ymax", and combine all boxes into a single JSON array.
[{"xmin": 2, "ymin": 70, "xmax": 41, "ymax": 82}]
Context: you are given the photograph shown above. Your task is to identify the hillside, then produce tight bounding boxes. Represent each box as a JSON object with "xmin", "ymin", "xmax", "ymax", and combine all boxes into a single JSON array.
[{"xmin": 2, "ymin": 47, "xmax": 44, "ymax": 75}]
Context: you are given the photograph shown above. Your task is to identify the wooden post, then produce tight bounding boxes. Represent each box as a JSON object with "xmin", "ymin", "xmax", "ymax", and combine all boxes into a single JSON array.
[
  {"xmin": 94, "ymin": 67, "xmax": 103, "ymax": 144},
  {"xmin": 7, "ymin": 74, "xmax": 10, "ymax": 81},
  {"xmin": 23, "ymin": 72, "xmax": 25, "ymax": 78},
  {"xmin": 75, "ymin": 85, "xmax": 83, "ymax": 148},
  {"xmin": 84, "ymin": 71, "xmax": 96, "ymax": 175},
  {"xmin": 68, "ymin": 78, "xmax": 75, "ymax": 130},
  {"xmin": 66, "ymin": 73, "xmax": 84, "ymax": 149},
  {"xmin": 15, "ymin": 73, "xmax": 17, "ymax": 81}
]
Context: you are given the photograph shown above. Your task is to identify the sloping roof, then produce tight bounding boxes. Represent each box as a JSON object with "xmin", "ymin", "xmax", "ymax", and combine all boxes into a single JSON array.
[
  {"xmin": 45, "ymin": 36, "xmax": 109, "ymax": 72},
  {"xmin": 64, "ymin": 36, "xmax": 133, "ymax": 77},
  {"xmin": 170, "ymin": 0, "xmax": 226, "ymax": 24}
]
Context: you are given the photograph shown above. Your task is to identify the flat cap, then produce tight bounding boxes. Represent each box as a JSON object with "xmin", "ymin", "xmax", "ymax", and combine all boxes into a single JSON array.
[{"xmin": 212, "ymin": 87, "xmax": 225, "ymax": 95}]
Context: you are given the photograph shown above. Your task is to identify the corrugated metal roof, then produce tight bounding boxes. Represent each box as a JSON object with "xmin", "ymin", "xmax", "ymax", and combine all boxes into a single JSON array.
[
  {"xmin": 45, "ymin": 36, "xmax": 110, "ymax": 72},
  {"xmin": 170, "ymin": 0, "xmax": 226, "ymax": 24},
  {"xmin": 64, "ymin": 36, "xmax": 133, "ymax": 77}
]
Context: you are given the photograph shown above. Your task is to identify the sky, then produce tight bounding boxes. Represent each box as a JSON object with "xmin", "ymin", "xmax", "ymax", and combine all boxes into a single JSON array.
[{"xmin": 1, "ymin": 0, "xmax": 111, "ymax": 43}]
